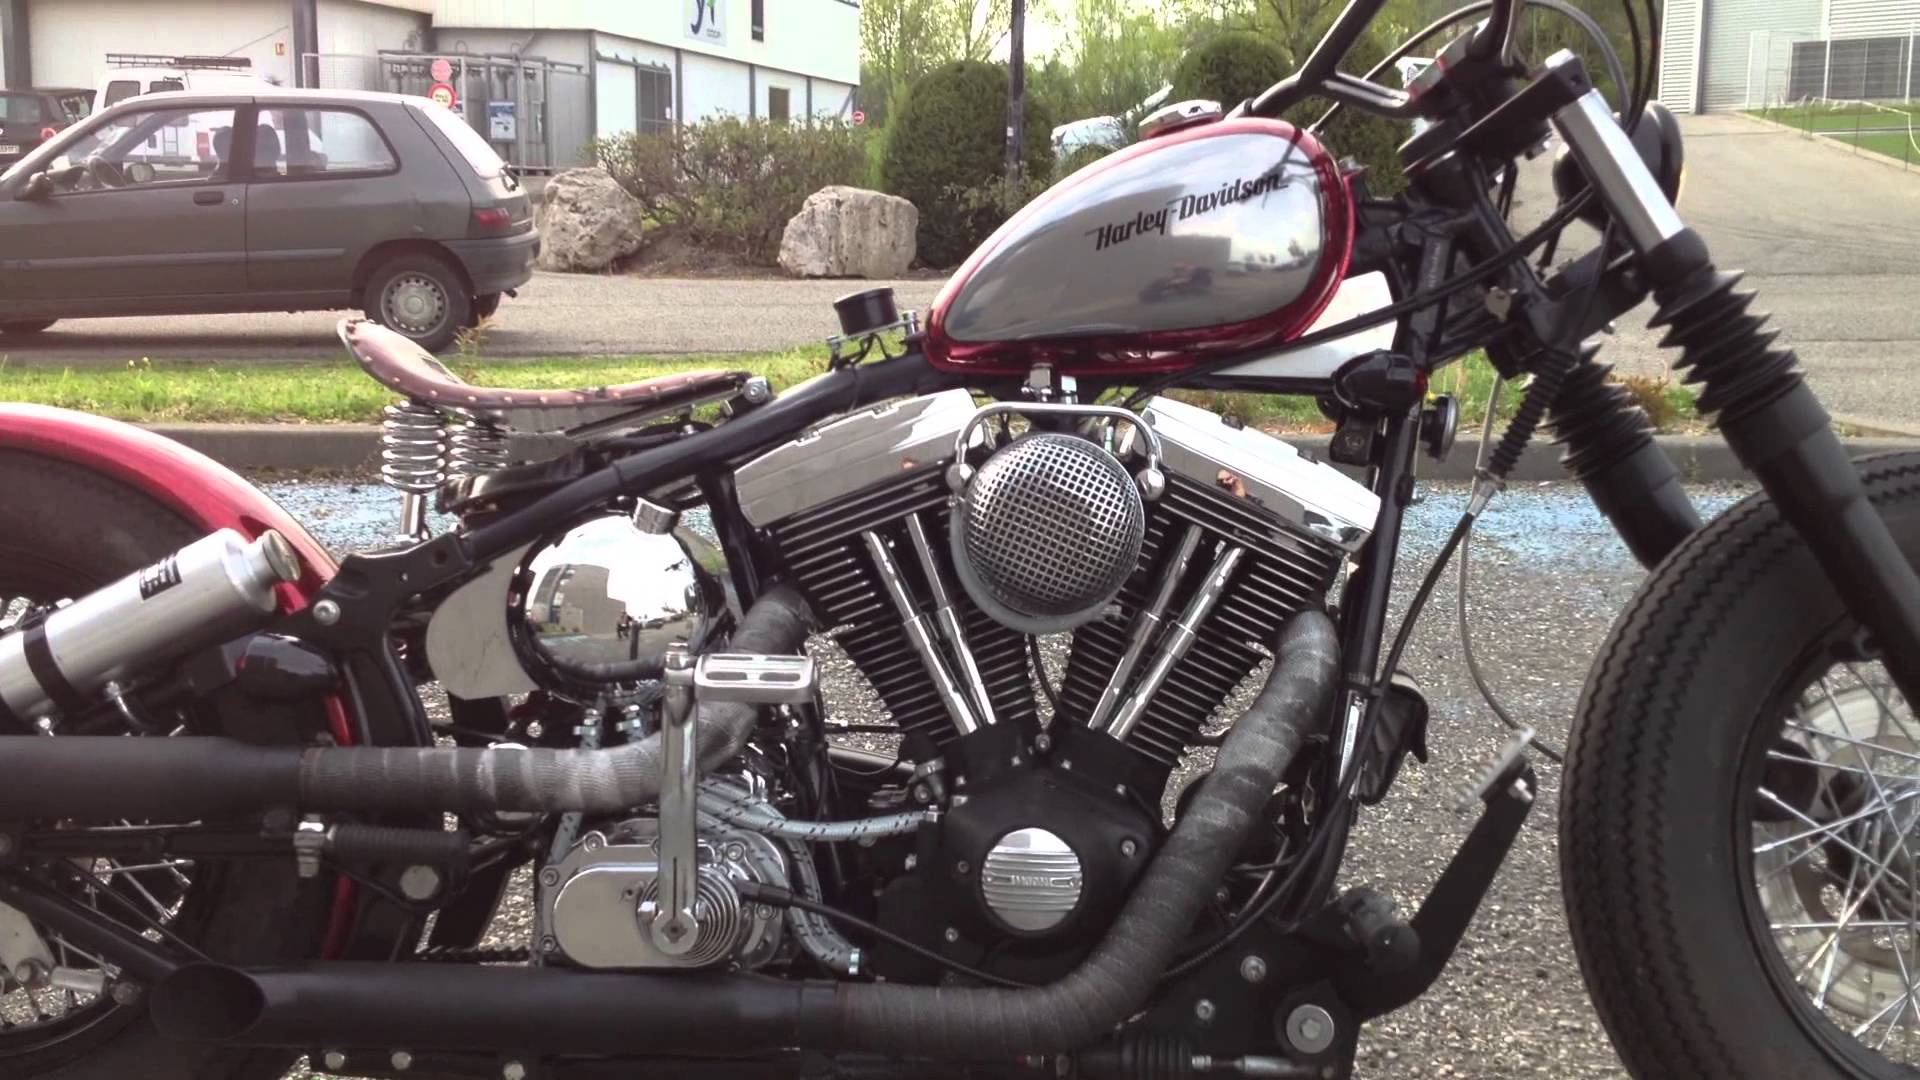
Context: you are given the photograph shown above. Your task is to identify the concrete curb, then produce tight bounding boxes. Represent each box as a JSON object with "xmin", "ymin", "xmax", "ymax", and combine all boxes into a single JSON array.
[
  {"xmin": 1739, "ymin": 110, "xmax": 1920, "ymax": 176},
  {"xmin": 141, "ymin": 423, "xmax": 1920, "ymax": 484}
]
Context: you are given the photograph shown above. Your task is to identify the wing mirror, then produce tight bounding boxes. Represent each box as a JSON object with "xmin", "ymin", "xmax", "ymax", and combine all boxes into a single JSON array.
[{"xmin": 15, "ymin": 171, "xmax": 53, "ymax": 201}]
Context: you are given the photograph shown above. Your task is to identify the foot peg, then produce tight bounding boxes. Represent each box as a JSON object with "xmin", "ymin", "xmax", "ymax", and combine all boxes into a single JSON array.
[
  {"xmin": 1455, "ymin": 726, "xmax": 1536, "ymax": 813},
  {"xmin": 690, "ymin": 652, "xmax": 817, "ymax": 705}
]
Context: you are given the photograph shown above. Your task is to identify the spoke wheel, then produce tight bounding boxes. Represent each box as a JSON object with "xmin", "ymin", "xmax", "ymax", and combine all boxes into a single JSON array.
[
  {"xmin": 1562, "ymin": 451, "xmax": 1920, "ymax": 1080},
  {"xmin": 1746, "ymin": 660, "xmax": 1920, "ymax": 1066}
]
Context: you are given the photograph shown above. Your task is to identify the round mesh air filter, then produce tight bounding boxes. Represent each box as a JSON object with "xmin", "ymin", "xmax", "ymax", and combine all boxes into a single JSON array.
[{"xmin": 950, "ymin": 433, "xmax": 1146, "ymax": 634}]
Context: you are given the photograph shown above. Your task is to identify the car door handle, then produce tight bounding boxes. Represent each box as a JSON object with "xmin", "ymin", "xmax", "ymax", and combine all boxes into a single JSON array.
[{"xmin": 193, "ymin": 190, "xmax": 226, "ymax": 206}]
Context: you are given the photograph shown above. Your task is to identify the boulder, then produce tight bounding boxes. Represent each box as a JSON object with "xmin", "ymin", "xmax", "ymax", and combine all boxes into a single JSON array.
[
  {"xmin": 778, "ymin": 186, "xmax": 918, "ymax": 279},
  {"xmin": 535, "ymin": 167, "xmax": 645, "ymax": 273}
]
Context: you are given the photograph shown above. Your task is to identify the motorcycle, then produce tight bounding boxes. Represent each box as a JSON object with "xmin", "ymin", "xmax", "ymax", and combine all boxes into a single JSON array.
[{"xmin": 0, "ymin": 0, "xmax": 1912, "ymax": 1077}]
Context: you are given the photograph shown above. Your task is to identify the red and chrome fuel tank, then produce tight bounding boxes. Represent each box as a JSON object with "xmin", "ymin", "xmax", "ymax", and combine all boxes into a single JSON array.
[{"xmin": 924, "ymin": 116, "xmax": 1354, "ymax": 375}]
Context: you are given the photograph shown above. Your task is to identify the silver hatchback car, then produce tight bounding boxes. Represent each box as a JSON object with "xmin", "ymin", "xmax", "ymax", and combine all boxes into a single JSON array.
[{"xmin": 0, "ymin": 87, "xmax": 538, "ymax": 352}]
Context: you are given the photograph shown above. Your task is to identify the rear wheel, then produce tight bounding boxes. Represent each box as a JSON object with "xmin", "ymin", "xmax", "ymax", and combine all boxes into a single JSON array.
[
  {"xmin": 0, "ymin": 320, "xmax": 56, "ymax": 336},
  {"xmin": 366, "ymin": 254, "xmax": 470, "ymax": 353},
  {"xmin": 1563, "ymin": 451, "xmax": 1920, "ymax": 1078},
  {"xmin": 0, "ymin": 453, "xmax": 329, "ymax": 1080}
]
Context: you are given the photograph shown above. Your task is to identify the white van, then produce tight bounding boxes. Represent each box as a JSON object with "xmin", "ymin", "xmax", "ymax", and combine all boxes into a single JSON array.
[{"xmin": 94, "ymin": 54, "xmax": 270, "ymax": 114}]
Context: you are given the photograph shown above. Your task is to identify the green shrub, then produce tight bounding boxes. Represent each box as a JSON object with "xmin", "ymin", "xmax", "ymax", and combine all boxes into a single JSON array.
[
  {"xmin": 1060, "ymin": 143, "xmax": 1114, "ymax": 176},
  {"xmin": 1170, "ymin": 32, "xmax": 1288, "ymax": 112},
  {"xmin": 879, "ymin": 60, "xmax": 1054, "ymax": 268},
  {"xmin": 589, "ymin": 117, "xmax": 868, "ymax": 264},
  {"xmin": 1171, "ymin": 31, "xmax": 1407, "ymax": 196}
]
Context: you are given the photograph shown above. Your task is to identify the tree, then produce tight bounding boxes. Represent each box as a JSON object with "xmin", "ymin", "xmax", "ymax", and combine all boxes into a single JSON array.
[
  {"xmin": 861, "ymin": 0, "xmax": 1018, "ymax": 100},
  {"xmin": 1044, "ymin": 0, "xmax": 1196, "ymax": 121}
]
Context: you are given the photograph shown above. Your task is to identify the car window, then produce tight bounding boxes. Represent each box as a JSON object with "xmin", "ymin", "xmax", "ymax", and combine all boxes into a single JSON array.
[
  {"xmin": 413, "ymin": 101, "xmax": 506, "ymax": 179},
  {"xmin": 102, "ymin": 80, "xmax": 141, "ymax": 108},
  {"xmin": 47, "ymin": 106, "xmax": 236, "ymax": 194},
  {"xmin": 55, "ymin": 94, "xmax": 92, "ymax": 122},
  {"xmin": 0, "ymin": 94, "xmax": 44, "ymax": 123},
  {"xmin": 147, "ymin": 79, "xmax": 184, "ymax": 95},
  {"xmin": 254, "ymin": 107, "xmax": 396, "ymax": 179}
]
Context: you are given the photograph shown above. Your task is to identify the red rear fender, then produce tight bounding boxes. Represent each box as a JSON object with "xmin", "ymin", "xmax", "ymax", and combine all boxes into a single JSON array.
[{"xmin": 0, "ymin": 405, "xmax": 336, "ymax": 607}]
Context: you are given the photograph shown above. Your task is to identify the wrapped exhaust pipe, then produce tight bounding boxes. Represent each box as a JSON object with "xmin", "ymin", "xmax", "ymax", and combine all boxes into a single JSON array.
[
  {"xmin": 0, "ymin": 529, "xmax": 298, "ymax": 724},
  {"xmin": 0, "ymin": 585, "xmax": 813, "ymax": 820},
  {"xmin": 146, "ymin": 612, "xmax": 1338, "ymax": 1062}
]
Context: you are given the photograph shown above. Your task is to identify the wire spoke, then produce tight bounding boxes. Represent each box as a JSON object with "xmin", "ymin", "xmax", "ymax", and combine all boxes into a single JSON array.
[
  {"xmin": 1755, "ymin": 790, "xmax": 1920, "ymax": 855},
  {"xmin": 1789, "ymin": 714, "xmax": 1920, "ymax": 764},
  {"xmin": 1759, "ymin": 788, "xmax": 1905, "ymax": 880}
]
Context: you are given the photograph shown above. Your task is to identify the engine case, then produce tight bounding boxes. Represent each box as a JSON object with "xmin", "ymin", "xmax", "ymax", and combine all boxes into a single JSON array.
[{"xmin": 539, "ymin": 819, "xmax": 786, "ymax": 971}]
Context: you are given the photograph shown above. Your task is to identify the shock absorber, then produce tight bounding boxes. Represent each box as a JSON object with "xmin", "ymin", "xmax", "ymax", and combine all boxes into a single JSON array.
[{"xmin": 380, "ymin": 400, "xmax": 447, "ymax": 538}]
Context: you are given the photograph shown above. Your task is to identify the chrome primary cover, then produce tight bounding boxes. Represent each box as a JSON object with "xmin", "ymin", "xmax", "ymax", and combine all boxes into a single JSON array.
[
  {"xmin": 950, "ymin": 433, "xmax": 1146, "ymax": 635},
  {"xmin": 980, "ymin": 827, "xmax": 1085, "ymax": 933}
]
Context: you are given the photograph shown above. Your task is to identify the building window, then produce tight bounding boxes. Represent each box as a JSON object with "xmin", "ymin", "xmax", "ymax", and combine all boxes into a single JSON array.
[
  {"xmin": 638, "ymin": 66, "xmax": 674, "ymax": 134},
  {"xmin": 768, "ymin": 87, "xmax": 790, "ymax": 125},
  {"xmin": 752, "ymin": 0, "xmax": 765, "ymax": 41}
]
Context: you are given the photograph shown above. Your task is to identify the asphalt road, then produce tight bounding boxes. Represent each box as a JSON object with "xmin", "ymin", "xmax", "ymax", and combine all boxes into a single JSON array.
[
  {"xmin": 266, "ymin": 476, "xmax": 1750, "ymax": 1079},
  {"xmin": 6, "ymin": 113, "xmax": 1915, "ymax": 428}
]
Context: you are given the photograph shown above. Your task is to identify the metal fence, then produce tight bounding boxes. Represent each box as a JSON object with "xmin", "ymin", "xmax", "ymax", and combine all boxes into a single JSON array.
[
  {"xmin": 1745, "ymin": 29, "xmax": 1920, "ymax": 109},
  {"xmin": 302, "ymin": 51, "xmax": 591, "ymax": 174}
]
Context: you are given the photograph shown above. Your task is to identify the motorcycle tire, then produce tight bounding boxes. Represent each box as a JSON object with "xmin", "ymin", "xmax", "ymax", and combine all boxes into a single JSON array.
[
  {"xmin": 1563, "ymin": 450, "xmax": 1920, "ymax": 1079},
  {"xmin": 0, "ymin": 452, "xmax": 331, "ymax": 1080}
]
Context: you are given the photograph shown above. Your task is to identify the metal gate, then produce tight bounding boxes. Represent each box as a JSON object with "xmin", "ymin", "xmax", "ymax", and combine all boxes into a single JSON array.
[{"xmin": 302, "ymin": 51, "xmax": 590, "ymax": 174}]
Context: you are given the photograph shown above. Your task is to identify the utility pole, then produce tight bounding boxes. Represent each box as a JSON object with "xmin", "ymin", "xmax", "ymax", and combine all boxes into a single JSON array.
[{"xmin": 1006, "ymin": 0, "xmax": 1027, "ymax": 189}]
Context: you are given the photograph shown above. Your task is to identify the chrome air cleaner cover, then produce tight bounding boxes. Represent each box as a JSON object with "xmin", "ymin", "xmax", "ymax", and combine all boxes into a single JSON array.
[{"xmin": 949, "ymin": 432, "xmax": 1147, "ymax": 635}]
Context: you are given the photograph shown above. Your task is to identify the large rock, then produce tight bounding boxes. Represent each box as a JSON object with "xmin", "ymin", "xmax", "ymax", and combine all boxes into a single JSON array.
[
  {"xmin": 535, "ymin": 167, "xmax": 645, "ymax": 273},
  {"xmin": 778, "ymin": 186, "xmax": 918, "ymax": 279}
]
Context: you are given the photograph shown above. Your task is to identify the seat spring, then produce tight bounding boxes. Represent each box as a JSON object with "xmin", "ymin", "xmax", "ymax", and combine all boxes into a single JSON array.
[
  {"xmin": 449, "ymin": 419, "xmax": 511, "ymax": 478},
  {"xmin": 380, "ymin": 400, "xmax": 448, "ymax": 495}
]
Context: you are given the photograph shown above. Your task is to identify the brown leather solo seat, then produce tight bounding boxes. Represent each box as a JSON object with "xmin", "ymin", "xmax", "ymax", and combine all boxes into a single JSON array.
[{"xmin": 339, "ymin": 318, "xmax": 749, "ymax": 433}]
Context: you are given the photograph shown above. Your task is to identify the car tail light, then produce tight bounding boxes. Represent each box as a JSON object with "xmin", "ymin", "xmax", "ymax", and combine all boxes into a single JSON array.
[
  {"xmin": 39, "ymin": 126, "xmax": 57, "ymax": 142},
  {"xmin": 470, "ymin": 207, "xmax": 514, "ymax": 233},
  {"xmin": 198, "ymin": 131, "xmax": 212, "ymax": 160}
]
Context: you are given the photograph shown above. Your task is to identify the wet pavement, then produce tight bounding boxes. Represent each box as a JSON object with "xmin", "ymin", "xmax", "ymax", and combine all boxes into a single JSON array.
[{"xmin": 271, "ymin": 477, "xmax": 1747, "ymax": 1079}]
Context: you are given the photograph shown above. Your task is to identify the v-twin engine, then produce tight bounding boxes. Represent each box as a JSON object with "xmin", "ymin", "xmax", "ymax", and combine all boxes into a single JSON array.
[{"xmin": 735, "ymin": 390, "xmax": 1378, "ymax": 778}]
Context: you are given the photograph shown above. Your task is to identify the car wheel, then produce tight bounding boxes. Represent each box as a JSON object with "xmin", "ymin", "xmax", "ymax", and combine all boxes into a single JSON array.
[
  {"xmin": 365, "ymin": 255, "xmax": 471, "ymax": 354},
  {"xmin": 470, "ymin": 293, "xmax": 502, "ymax": 324},
  {"xmin": 0, "ymin": 320, "xmax": 57, "ymax": 337}
]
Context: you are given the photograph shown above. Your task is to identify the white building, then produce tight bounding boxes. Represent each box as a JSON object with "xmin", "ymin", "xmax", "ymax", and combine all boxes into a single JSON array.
[
  {"xmin": 0, "ymin": 0, "xmax": 859, "ymax": 161},
  {"xmin": 435, "ymin": 0, "xmax": 860, "ymax": 132},
  {"xmin": 1659, "ymin": 0, "xmax": 1920, "ymax": 112}
]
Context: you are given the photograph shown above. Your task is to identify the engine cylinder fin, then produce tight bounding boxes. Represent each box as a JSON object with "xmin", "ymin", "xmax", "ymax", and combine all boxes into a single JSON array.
[
  {"xmin": 1060, "ymin": 475, "xmax": 1341, "ymax": 773},
  {"xmin": 769, "ymin": 478, "xmax": 1040, "ymax": 746}
]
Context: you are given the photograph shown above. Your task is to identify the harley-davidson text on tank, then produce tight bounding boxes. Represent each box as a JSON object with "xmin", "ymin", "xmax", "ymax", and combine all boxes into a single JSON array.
[{"xmin": 925, "ymin": 117, "xmax": 1353, "ymax": 373}]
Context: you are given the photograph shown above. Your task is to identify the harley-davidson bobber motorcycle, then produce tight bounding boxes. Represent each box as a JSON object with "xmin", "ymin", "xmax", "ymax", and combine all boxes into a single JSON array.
[{"xmin": 0, "ymin": 1, "xmax": 1914, "ymax": 1077}]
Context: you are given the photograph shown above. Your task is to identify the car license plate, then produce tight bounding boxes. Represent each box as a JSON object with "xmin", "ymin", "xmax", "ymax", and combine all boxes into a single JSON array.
[{"xmin": 0, "ymin": 146, "xmax": 18, "ymax": 156}]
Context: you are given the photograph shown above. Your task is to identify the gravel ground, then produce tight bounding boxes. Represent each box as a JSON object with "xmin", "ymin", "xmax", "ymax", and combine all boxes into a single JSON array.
[{"xmin": 264, "ymin": 477, "xmax": 1750, "ymax": 1079}]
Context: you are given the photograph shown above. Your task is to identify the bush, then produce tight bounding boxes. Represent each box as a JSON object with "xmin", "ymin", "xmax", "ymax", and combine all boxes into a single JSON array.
[
  {"xmin": 1170, "ymin": 32, "xmax": 1289, "ymax": 112},
  {"xmin": 589, "ymin": 118, "xmax": 869, "ymax": 264},
  {"xmin": 879, "ymin": 60, "xmax": 1054, "ymax": 268},
  {"xmin": 1172, "ymin": 31, "xmax": 1407, "ymax": 196},
  {"xmin": 1060, "ymin": 143, "xmax": 1114, "ymax": 176}
]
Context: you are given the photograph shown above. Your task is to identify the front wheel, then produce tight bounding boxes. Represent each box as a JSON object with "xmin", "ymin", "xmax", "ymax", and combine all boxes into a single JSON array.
[{"xmin": 1564, "ymin": 451, "xmax": 1920, "ymax": 1077}]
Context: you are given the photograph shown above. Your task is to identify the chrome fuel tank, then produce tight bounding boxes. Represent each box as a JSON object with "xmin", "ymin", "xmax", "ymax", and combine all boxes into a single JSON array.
[{"xmin": 924, "ymin": 117, "xmax": 1352, "ymax": 375}]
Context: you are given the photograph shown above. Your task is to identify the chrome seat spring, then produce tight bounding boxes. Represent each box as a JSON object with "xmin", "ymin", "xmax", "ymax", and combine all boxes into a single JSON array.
[
  {"xmin": 448, "ymin": 419, "xmax": 511, "ymax": 479},
  {"xmin": 380, "ymin": 400, "xmax": 448, "ymax": 495}
]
